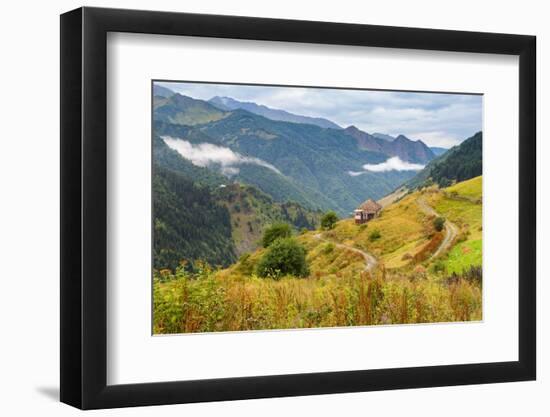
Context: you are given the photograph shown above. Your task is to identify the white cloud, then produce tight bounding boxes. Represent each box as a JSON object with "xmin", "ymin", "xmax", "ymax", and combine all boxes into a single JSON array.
[
  {"xmin": 162, "ymin": 136, "xmax": 281, "ymax": 176},
  {"xmin": 349, "ymin": 157, "xmax": 425, "ymax": 175}
]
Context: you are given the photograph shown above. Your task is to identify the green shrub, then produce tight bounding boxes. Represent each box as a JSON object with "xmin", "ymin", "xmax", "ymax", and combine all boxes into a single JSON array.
[
  {"xmin": 369, "ymin": 229, "xmax": 381, "ymax": 241},
  {"xmin": 261, "ymin": 223, "xmax": 292, "ymax": 248},
  {"xmin": 320, "ymin": 211, "xmax": 338, "ymax": 230},
  {"xmin": 256, "ymin": 238, "xmax": 309, "ymax": 279},
  {"xmin": 433, "ymin": 216, "xmax": 446, "ymax": 232}
]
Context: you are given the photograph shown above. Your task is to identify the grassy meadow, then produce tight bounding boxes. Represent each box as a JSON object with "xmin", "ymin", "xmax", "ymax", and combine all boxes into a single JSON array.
[
  {"xmin": 427, "ymin": 176, "xmax": 483, "ymax": 274},
  {"xmin": 153, "ymin": 176, "xmax": 483, "ymax": 334}
]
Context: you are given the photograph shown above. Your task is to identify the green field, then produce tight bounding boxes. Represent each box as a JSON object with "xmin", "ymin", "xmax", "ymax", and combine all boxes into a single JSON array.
[
  {"xmin": 427, "ymin": 176, "xmax": 482, "ymax": 273},
  {"xmin": 445, "ymin": 239, "xmax": 482, "ymax": 274},
  {"xmin": 445, "ymin": 176, "xmax": 482, "ymax": 200}
]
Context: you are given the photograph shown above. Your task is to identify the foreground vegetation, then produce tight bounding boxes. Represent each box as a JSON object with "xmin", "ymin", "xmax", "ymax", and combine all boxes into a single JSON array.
[{"xmin": 154, "ymin": 263, "xmax": 481, "ymax": 334}]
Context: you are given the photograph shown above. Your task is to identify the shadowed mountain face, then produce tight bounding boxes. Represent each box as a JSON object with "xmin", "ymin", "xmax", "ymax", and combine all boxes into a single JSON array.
[
  {"xmin": 392, "ymin": 135, "xmax": 435, "ymax": 164},
  {"xmin": 209, "ymin": 96, "xmax": 342, "ymax": 130},
  {"xmin": 343, "ymin": 126, "xmax": 435, "ymax": 164}
]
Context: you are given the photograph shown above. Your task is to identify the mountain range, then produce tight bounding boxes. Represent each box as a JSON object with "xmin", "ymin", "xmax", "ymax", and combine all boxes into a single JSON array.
[
  {"xmin": 208, "ymin": 95, "xmax": 342, "ymax": 129},
  {"xmin": 371, "ymin": 131, "xmax": 448, "ymax": 157},
  {"xmin": 343, "ymin": 126, "xmax": 435, "ymax": 164},
  {"xmin": 153, "ymin": 93, "xmax": 424, "ymax": 214}
]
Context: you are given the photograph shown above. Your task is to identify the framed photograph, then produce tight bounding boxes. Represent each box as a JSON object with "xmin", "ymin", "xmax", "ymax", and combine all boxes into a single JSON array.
[{"xmin": 60, "ymin": 6, "xmax": 536, "ymax": 409}]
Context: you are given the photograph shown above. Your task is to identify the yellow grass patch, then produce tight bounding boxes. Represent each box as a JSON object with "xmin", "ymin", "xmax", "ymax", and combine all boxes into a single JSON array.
[
  {"xmin": 328, "ymin": 193, "xmax": 431, "ymax": 265},
  {"xmin": 445, "ymin": 176, "xmax": 482, "ymax": 201}
]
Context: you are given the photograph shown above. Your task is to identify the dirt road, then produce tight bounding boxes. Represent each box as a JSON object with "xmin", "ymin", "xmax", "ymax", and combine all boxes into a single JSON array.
[
  {"xmin": 314, "ymin": 233, "xmax": 378, "ymax": 272},
  {"xmin": 416, "ymin": 197, "xmax": 459, "ymax": 259}
]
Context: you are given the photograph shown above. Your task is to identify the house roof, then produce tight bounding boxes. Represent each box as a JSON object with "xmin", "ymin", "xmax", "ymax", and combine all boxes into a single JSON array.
[{"xmin": 358, "ymin": 199, "xmax": 382, "ymax": 213}]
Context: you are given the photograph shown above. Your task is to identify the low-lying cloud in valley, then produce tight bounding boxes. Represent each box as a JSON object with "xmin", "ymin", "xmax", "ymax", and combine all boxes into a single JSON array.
[
  {"xmin": 162, "ymin": 136, "xmax": 281, "ymax": 177},
  {"xmin": 348, "ymin": 156, "xmax": 425, "ymax": 175}
]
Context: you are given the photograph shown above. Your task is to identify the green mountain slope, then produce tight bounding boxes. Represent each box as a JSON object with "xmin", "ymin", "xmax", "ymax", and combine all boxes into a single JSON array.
[
  {"xmin": 154, "ymin": 93, "xmax": 229, "ymax": 126},
  {"xmin": 232, "ymin": 164, "xmax": 335, "ymax": 211},
  {"xmin": 407, "ymin": 131, "xmax": 482, "ymax": 189},
  {"xmin": 430, "ymin": 132, "xmax": 482, "ymax": 185},
  {"xmin": 153, "ymin": 134, "xmax": 227, "ymax": 188},
  {"xmin": 153, "ymin": 166, "xmax": 236, "ymax": 271},
  {"xmin": 155, "ymin": 110, "xmax": 416, "ymax": 214},
  {"xmin": 215, "ymin": 183, "xmax": 321, "ymax": 255},
  {"xmin": 153, "ymin": 137, "xmax": 323, "ymax": 267},
  {"xmin": 154, "ymin": 129, "xmax": 334, "ymax": 211}
]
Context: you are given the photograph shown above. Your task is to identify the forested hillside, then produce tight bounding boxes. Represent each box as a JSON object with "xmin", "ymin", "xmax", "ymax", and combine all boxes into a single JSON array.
[
  {"xmin": 153, "ymin": 136, "xmax": 322, "ymax": 269},
  {"xmin": 155, "ymin": 108, "xmax": 418, "ymax": 214},
  {"xmin": 154, "ymin": 92, "xmax": 229, "ymax": 126},
  {"xmin": 215, "ymin": 183, "xmax": 321, "ymax": 255},
  {"xmin": 153, "ymin": 134, "xmax": 227, "ymax": 188},
  {"xmin": 153, "ymin": 166, "xmax": 236, "ymax": 270},
  {"xmin": 407, "ymin": 132, "xmax": 482, "ymax": 189},
  {"xmin": 429, "ymin": 132, "xmax": 482, "ymax": 186}
]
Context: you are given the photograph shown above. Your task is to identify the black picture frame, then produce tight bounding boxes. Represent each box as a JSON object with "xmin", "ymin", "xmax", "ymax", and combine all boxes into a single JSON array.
[{"xmin": 60, "ymin": 6, "xmax": 536, "ymax": 410}]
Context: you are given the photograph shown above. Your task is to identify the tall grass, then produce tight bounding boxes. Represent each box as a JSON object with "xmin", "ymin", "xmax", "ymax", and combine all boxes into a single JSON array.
[{"xmin": 153, "ymin": 265, "xmax": 482, "ymax": 334}]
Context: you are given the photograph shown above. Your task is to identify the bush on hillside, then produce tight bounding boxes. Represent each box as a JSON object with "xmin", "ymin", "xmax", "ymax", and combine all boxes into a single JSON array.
[
  {"xmin": 433, "ymin": 217, "xmax": 446, "ymax": 232},
  {"xmin": 256, "ymin": 238, "xmax": 309, "ymax": 279},
  {"xmin": 261, "ymin": 223, "xmax": 292, "ymax": 248},
  {"xmin": 320, "ymin": 211, "xmax": 338, "ymax": 230},
  {"xmin": 369, "ymin": 229, "xmax": 381, "ymax": 242}
]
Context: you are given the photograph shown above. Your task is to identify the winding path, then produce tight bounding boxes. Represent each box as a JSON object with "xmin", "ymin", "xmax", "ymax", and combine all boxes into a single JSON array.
[
  {"xmin": 312, "ymin": 195, "xmax": 456, "ymax": 270},
  {"xmin": 313, "ymin": 233, "xmax": 378, "ymax": 272},
  {"xmin": 416, "ymin": 197, "xmax": 459, "ymax": 259}
]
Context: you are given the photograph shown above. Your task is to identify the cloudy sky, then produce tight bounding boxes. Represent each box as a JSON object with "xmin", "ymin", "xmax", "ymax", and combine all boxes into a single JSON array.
[{"xmin": 157, "ymin": 81, "xmax": 482, "ymax": 149}]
